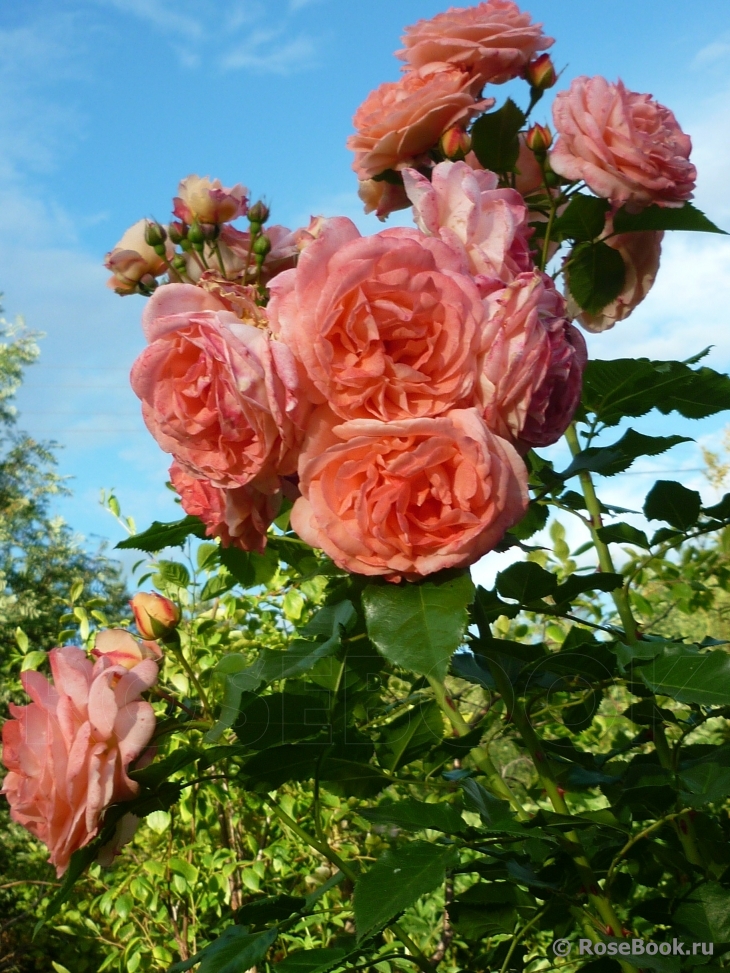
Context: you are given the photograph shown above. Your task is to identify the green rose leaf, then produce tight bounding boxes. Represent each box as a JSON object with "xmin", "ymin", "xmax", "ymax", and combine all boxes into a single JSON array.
[
  {"xmin": 354, "ymin": 840, "xmax": 457, "ymax": 941},
  {"xmin": 613, "ymin": 201, "xmax": 727, "ymax": 235},
  {"xmin": 566, "ymin": 240, "xmax": 626, "ymax": 316},
  {"xmin": 553, "ymin": 195, "xmax": 610, "ymax": 242},
  {"xmin": 496, "ymin": 561, "xmax": 557, "ymax": 603},
  {"xmin": 169, "ymin": 926, "xmax": 277, "ymax": 973},
  {"xmin": 560, "ymin": 429, "xmax": 691, "ymax": 479},
  {"xmin": 643, "ymin": 480, "xmax": 701, "ymax": 531},
  {"xmin": 363, "ymin": 572, "xmax": 475, "ymax": 680},
  {"xmin": 470, "ymin": 98, "xmax": 526, "ymax": 172},
  {"xmin": 359, "ymin": 799, "xmax": 464, "ymax": 834},
  {"xmin": 640, "ymin": 646, "xmax": 730, "ymax": 706},
  {"xmin": 116, "ymin": 515, "xmax": 207, "ymax": 552}
]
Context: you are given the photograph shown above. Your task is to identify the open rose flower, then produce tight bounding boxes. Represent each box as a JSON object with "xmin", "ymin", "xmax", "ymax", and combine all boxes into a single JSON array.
[
  {"xmin": 104, "ymin": 220, "xmax": 172, "ymax": 295},
  {"xmin": 92, "ymin": 629, "xmax": 162, "ymax": 670},
  {"xmin": 173, "ymin": 175, "xmax": 248, "ymax": 224},
  {"xmin": 403, "ymin": 160, "xmax": 532, "ymax": 286},
  {"xmin": 348, "ymin": 63, "xmax": 493, "ymax": 180},
  {"xmin": 170, "ymin": 461, "xmax": 282, "ymax": 554},
  {"xmin": 131, "ymin": 284, "xmax": 307, "ymax": 490},
  {"xmin": 478, "ymin": 272, "xmax": 586, "ymax": 448},
  {"xmin": 268, "ymin": 218, "xmax": 487, "ymax": 422},
  {"xmin": 292, "ymin": 407, "xmax": 528, "ymax": 579},
  {"xmin": 1, "ymin": 646, "xmax": 158, "ymax": 876},
  {"xmin": 550, "ymin": 76, "xmax": 696, "ymax": 210},
  {"xmin": 396, "ymin": 0, "xmax": 553, "ymax": 87},
  {"xmin": 568, "ymin": 222, "xmax": 664, "ymax": 333}
]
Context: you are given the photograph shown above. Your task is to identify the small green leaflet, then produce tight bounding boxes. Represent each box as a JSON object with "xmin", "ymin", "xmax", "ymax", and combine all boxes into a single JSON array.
[
  {"xmin": 168, "ymin": 926, "xmax": 277, "ymax": 973},
  {"xmin": 560, "ymin": 429, "xmax": 691, "ymax": 479},
  {"xmin": 359, "ymin": 799, "xmax": 463, "ymax": 834},
  {"xmin": 613, "ymin": 202, "xmax": 727, "ymax": 235},
  {"xmin": 470, "ymin": 98, "xmax": 525, "ymax": 172},
  {"xmin": 640, "ymin": 646, "xmax": 730, "ymax": 706},
  {"xmin": 643, "ymin": 480, "xmax": 701, "ymax": 531},
  {"xmin": 553, "ymin": 195, "xmax": 610, "ymax": 242},
  {"xmin": 116, "ymin": 515, "xmax": 207, "ymax": 552},
  {"xmin": 566, "ymin": 240, "xmax": 625, "ymax": 316}
]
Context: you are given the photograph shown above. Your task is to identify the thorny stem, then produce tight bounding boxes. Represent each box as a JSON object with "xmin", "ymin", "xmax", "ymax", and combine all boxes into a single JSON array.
[
  {"xmin": 265, "ymin": 801, "xmax": 437, "ymax": 973},
  {"xmin": 164, "ymin": 632, "xmax": 211, "ymax": 719},
  {"xmin": 564, "ymin": 423, "xmax": 639, "ymax": 642},
  {"xmin": 427, "ymin": 675, "xmax": 530, "ymax": 820}
]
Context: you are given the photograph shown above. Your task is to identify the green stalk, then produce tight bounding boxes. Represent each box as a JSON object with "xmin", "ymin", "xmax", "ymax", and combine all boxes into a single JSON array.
[{"xmin": 163, "ymin": 631, "xmax": 211, "ymax": 719}]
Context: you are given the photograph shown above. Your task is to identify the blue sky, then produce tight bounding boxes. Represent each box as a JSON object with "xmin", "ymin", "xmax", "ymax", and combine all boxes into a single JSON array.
[{"xmin": 1, "ymin": 0, "xmax": 730, "ymax": 572}]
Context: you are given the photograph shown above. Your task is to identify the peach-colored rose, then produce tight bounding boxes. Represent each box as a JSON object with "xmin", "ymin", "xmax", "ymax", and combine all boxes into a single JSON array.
[
  {"xmin": 402, "ymin": 161, "xmax": 532, "ymax": 286},
  {"xmin": 550, "ymin": 77, "xmax": 696, "ymax": 210},
  {"xmin": 268, "ymin": 218, "xmax": 487, "ymax": 422},
  {"xmin": 92, "ymin": 629, "xmax": 162, "ymax": 670},
  {"xmin": 129, "ymin": 593, "xmax": 181, "ymax": 641},
  {"xmin": 132, "ymin": 284, "xmax": 306, "ymax": 491},
  {"xmin": 170, "ymin": 461, "xmax": 282, "ymax": 554},
  {"xmin": 358, "ymin": 178, "xmax": 412, "ymax": 221},
  {"xmin": 104, "ymin": 220, "xmax": 172, "ymax": 295},
  {"xmin": 478, "ymin": 271, "xmax": 585, "ymax": 448},
  {"xmin": 347, "ymin": 63, "xmax": 493, "ymax": 180},
  {"xmin": 569, "ymin": 222, "xmax": 664, "ymax": 333},
  {"xmin": 196, "ymin": 273, "xmax": 268, "ymax": 327},
  {"xmin": 396, "ymin": 1, "xmax": 553, "ymax": 87},
  {"xmin": 1, "ymin": 646, "xmax": 158, "ymax": 875},
  {"xmin": 173, "ymin": 175, "xmax": 248, "ymax": 224},
  {"xmin": 514, "ymin": 132, "xmax": 546, "ymax": 196},
  {"xmin": 291, "ymin": 407, "xmax": 528, "ymax": 580}
]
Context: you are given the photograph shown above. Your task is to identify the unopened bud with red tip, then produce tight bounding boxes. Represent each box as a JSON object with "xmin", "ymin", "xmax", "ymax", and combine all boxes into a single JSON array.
[
  {"xmin": 130, "ymin": 592, "xmax": 181, "ymax": 641},
  {"xmin": 200, "ymin": 222, "xmax": 220, "ymax": 242},
  {"xmin": 247, "ymin": 200, "xmax": 270, "ymax": 226},
  {"xmin": 168, "ymin": 222, "xmax": 185, "ymax": 245},
  {"xmin": 144, "ymin": 221, "xmax": 167, "ymax": 250},
  {"xmin": 440, "ymin": 126, "xmax": 472, "ymax": 161},
  {"xmin": 524, "ymin": 53, "xmax": 557, "ymax": 91},
  {"xmin": 525, "ymin": 122, "xmax": 553, "ymax": 154}
]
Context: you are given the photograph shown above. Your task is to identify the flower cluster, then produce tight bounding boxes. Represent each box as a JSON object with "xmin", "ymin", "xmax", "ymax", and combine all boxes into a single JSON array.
[{"xmin": 103, "ymin": 0, "xmax": 696, "ymax": 579}]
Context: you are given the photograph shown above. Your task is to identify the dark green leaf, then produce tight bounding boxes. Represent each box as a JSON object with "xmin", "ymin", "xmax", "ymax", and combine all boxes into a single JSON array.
[
  {"xmin": 116, "ymin": 515, "xmax": 207, "ymax": 552},
  {"xmin": 554, "ymin": 195, "xmax": 610, "ymax": 242},
  {"xmin": 200, "ymin": 573, "xmax": 237, "ymax": 601},
  {"xmin": 596, "ymin": 523, "xmax": 650, "ymax": 550},
  {"xmin": 360, "ymin": 799, "xmax": 464, "ymax": 834},
  {"xmin": 234, "ymin": 693, "xmax": 330, "ymax": 750},
  {"xmin": 679, "ymin": 748, "xmax": 730, "ymax": 806},
  {"xmin": 567, "ymin": 240, "xmax": 625, "ymax": 316},
  {"xmin": 237, "ymin": 895, "xmax": 306, "ymax": 930},
  {"xmin": 643, "ymin": 480, "xmax": 701, "ymax": 530},
  {"xmin": 581, "ymin": 357, "xmax": 730, "ymax": 428},
  {"xmin": 703, "ymin": 492, "xmax": 730, "ymax": 520},
  {"xmin": 219, "ymin": 546, "xmax": 277, "ymax": 588},
  {"xmin": 563, "ymin": 689, "xmax": 603, "ymax": 732},
  {"xmin": 508, "ymin": 501, "xmax": 549, "ymax": 541},
  {"xmin": 640, "ymin": 646, "xmax": 730, "ymax": 706},
  {"xmin": 496, "ymin": 561, "xmax": 557, "ymax": 603},
  {"xmin": 470, "ymin": 98, "xmax": 526, "ymax": 172},
  {"xmin": 554, "ymin": 571, "xmax": 625, "ymax": 603},
  {"xmin": 451, "ymin": 649, "xmax": 495, "ymax": 689},
  {"xmin": 354, "ymin": 841, "xmax": 457, "ymax": 941},
  {"xmin": 613, "ymin": 202, "xmax": 727, "ymax": 235},
  {"xmin": 561, "ymin": 429, "xmax": 691, "ymax": 479},
  {"xmin": 461, "ymin": 780, "xmax": 532, "ymax": 837},
  {"xmin": 375, "ymin": 701, "xmax": 444, "ymax": 772},
  {"xmin": 274, "ymin": 949, "xmax": 350, "ymax": 973},
  {"xmin": 169, "ymin": 926, "xmax": 277, "ymax": 973},
  {"xmin": 674, "ymin": 883, "xmax": 730, "ymax": 941},
  {"xmin": 154, "ymin": 560, "xmax": 190, "ymax": 589},
  {"xmin": 363, "ymin": 573, "xmax": 475, "ymax": 680},
  {"xmin": 129, "ymin": 747, "xmax": 200, "ymax": 788}
]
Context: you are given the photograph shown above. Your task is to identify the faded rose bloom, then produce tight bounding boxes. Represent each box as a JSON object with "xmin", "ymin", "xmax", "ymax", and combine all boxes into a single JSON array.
[
  {"xmin": 1, "ymin": 646, "xmax": 158, "ymax": 876},
  {"xmin": 173, "ymin": 175, "xmax": 248, "ymax": 224},
  {"xmin": 129, "ymin": 593, "xmax": 181, "ymax": 641},
  {"xmin": 267, "ymin": 217, "xmax": 487, "ymax": 422},
  {"xmin": 196, "ymin": 272, "xmax": 268, "ymax": 327},
  {"xmin": 396, "ymin": 1, "xmax": 553, "ymax": 87},
  {"xmin": 478, "ymin": 271, "xmax": 585, "ymax": 448},
  {"xmin": 402, "ymin": 161, "xmax": 532, "ymax": 285},
  {"xmin": 170, "ymin": 461, "xmax": 282, "ymax": 554},
  {"xmin": 92, "ymin": 629, "xmax": 162, "ymax": 670},
  {"xmin": 551, "ymin": 76, "xmax": 696, "ymax": 210},
  {"xmin": 568, "ymin": 222, "xmax": 664, "ymax": 333},
  {"xmin": 105, "ymin": 220, "xmax": 172, "ymax": 295},
  {"xmin": 132, "ymin": 284, "xmax": 307, "ymax": 491},
  {"xmin": 348, "ymin": 63, "xmax": 493, "ymax": 180},
  {"xmin": 291, "ymin": 407, "xmax": 528, "ymax": 580},
  {"xmin": 358, "ymin": 178, "xmax": 412, "ymax": 221}
]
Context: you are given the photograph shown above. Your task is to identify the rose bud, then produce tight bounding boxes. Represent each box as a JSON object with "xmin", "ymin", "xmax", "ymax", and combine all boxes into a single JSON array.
[
  {"xmin": 104, "ymin": 219, "xmax": 171, "ymax": 295},
  {"xmin": 525, "ymin": 122, "xmax": 553, "ymax": 154},
  {"xmin": 168, "ymin": 221, "xmax": 185, "ymax": 245},
  {"xmin": 92, "ymin": 628, "xmax": 162, "ymax": 670},
  {"xmin": 187, "ymin": 220, "xmax": 206, "ymax": 252},
  {"xmin": 248, "ymin": 200, "xmax": 270, "ymax": 226},
  {"xmin": 173, "ymin": 175, "xmax": 248, "ymax": 225},
  {"xmin": 440, "ymin": 126, "xmax": 472, "ymax": 161},
  {"xmin": 524, "ymin": 53, "xmax": 557, "ymax": 91},
  {"xmin": 130, "ymin": 592, "xmax": 181, "ymax": 640},
  {"xmin": 252, "ymin": 233, "xmax": 272, "ymax": 262},
  {"xmin": 144, "ymin": 221, "xmax": 168, "ymax": 253}
]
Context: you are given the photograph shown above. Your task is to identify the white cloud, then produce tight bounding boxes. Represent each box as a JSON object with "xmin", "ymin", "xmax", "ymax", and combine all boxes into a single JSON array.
[
  {"xmin": 219, "ymin": 32, "xmax": 317, "ymax": 74},
  {"xmin": 693, "ymin": 36, "xmax": 730, "ymax": 68},
  {"xmin": 94, "ymin": 0, "xmax": 203, "ymax": 40}
]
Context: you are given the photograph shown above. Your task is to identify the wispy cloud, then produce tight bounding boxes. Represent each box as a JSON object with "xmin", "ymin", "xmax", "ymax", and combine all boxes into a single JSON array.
[
  {"xmin": 220, "ymin": 31, "xmax": 317, "ymax": 74},
  {"xmin": 694, "ymin": 35, "xmax": 730, "ymax": 68},
  {"xmin": 94, "ymin": 0, "xmax": 203, "ymax": 41}
]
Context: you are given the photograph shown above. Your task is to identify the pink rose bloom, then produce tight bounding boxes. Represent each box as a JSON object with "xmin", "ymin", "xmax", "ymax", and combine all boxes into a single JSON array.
[
  {"xmin": 196, "ymin": 273, "xmax": 269, "ymax": 328},
  {"xmin": 478, "ymin": 272, "xmax": 586, "ymax": 448},
  {"xmin": 514, "ymin": 133, "xmax": 546, "ymax": 197},
  {"xmin": 131, "ymin": 284, "xmax": 306, "ymax": 490},
  {"xmin": 92, "ymin": 629, "xmax": 162, "ymax": 670},
  {"xmin": 170, "ymin": 461, "xmax": 282, "ymax": 554},
  {"xmin": 402, "ymin": 161, "xmax": 532, "ymax": 286},
  {"xmin": 268, "ymin": 218, "xmax": 487, "ymax": 422},
  {"xmin": 347, "ymin": 63, "xmax": 493, "ymax": 180},
  {"xmin": 104, "ymin": 220, "xmax": 172, "ymax": 295},
  {"xmin": 173, "ymin": 175, "xmax": 248, "ymax": 224},
  {"xmin": 396, "ymin": 1, "xmax": 553, "ymax": 86},
  {"xmin": 550, "ymin": 77, "xmax": 696, "ymax": 210},
  {"xmin": 1, "ymin": 646, "xmax": 158, "ymax": 876},
  {"xmin": 358, "ymin": 178, "xmax": 412, "ymax": 221},
  {"xmin": 569, "ymin": 223, "xmax": 664, "ymax": 333},
  {"xmin": 292, "ymin": 407, "xmax": 528, "ymax": 580}
]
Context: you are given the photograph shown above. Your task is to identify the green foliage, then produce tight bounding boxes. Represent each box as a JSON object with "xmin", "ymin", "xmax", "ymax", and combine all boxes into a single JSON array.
[
  {"xmin": 566, "ymin": 240, "xmax": 626, "ymax": 315},
  {"xmin": 470, "ymin": 98, "xmax": 525, "ymax": 172},
  {"xmin": 612, "ymin": 202, "xmax": 727, "ymax": 235}
]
